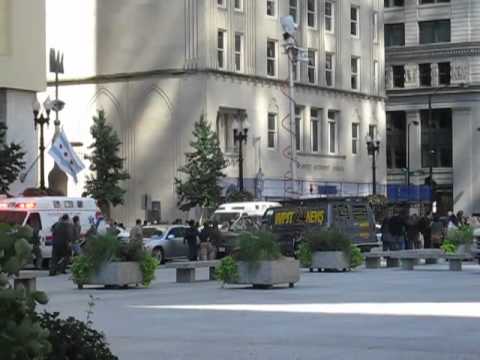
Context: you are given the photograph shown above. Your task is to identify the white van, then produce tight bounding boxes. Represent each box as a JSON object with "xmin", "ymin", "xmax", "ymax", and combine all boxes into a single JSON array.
[
  {"xmin": 211, "ymin": 201, "xmax": 282, "ymax": 228},
  {"xmin": 0, "ymin": 196, "xmax": 99, "ymax": 268}
]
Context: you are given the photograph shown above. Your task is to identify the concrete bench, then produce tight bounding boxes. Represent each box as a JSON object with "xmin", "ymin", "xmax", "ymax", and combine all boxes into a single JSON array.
[
  {"xmin": 364, "ymin": 252, "xmax": 400, "ymax": 269},
  {"xmin": 161, "ymin": 260, "xmax": 221, "ymax": 283},
  {"xmin": 390, "ymin": 250, "xmax": 472, "ymax": 271},
  {"xmin": 13, "ymin": 273, "xmax": 37, "ymax": 291}
]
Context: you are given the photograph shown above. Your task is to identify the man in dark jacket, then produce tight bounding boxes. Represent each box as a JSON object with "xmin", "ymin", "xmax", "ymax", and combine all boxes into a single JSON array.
[
  {"xmin": 185, "ymin": 220, "xmax": 199, "ymax": 261},
  {"xmin": 49, "ymin": 214, "xmax": 74, "ymax": 276}
]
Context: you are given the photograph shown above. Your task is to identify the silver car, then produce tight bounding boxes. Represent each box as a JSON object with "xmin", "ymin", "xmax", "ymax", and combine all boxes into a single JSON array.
[{"xmin": 143, "ymin": 225, "xmax": 189, "ymax": 264}]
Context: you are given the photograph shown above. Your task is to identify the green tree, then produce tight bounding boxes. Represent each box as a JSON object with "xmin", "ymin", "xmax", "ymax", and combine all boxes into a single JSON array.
[
  {"xmin": 83, "ymin": 110, "xmax": 129, "ymax": 218},
  {"xmin": 175, "ymin": 116, "xmax": 227, "ymax": 212},
  {"xmin": 0, "ymin": 122, "xmax": 26, "ymax": 194}
]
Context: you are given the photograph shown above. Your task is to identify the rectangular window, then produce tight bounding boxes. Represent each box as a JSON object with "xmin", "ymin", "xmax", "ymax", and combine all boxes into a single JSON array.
[
  {"xmin": 267, "ymin": 40, "xmax": 277, "ymax": 77},
  {"xmin": 267, "ymin": 0, "xmax": 276, "ymax": 17},
  {"xmin": 386, "ymin": 111, "xmax": 406, "ymax": 169},
  {"xmin": 325, "ymin": 53, "xmax": 334, "ymax": 87},
  {"xmin": 392, "ymin": 65, "xmax": 405, "ymax": 88},
  {"xmin": 373, "ymin": 12, "xmax": 378, "ymax": 43},
  {"xmin": 328, "ymin": 111, "xmax": 337, "ymax": 154},
  {"xmin": 289, "ymin": 0, "xmax": 298, "ymax": 23},
  {"xmin": 373, "ymin": 60, "xmax": 379, "ymax": 93},
  {"xmin": 307, "ymin": 0, "xmax": 316, "ymax": 28},
  {"xmin": 420, "ymin": 108, "xmax": 452, "ymax": 168},
  {"xmin": 217, "ymin": 30, "xmax": 226, "ymax": 69},
  {"xmin": 307, "ymin": 49, "xmax": 317, "ymax": 84},
  {"xmin": 352, "ymin": 123, "xmax": 359, "ymax": 155},
  {"xmin": 419, "ymin": 0, "xmax": 450, "ymax": 4},
  {"xmin": 419, "ymin": 63, "xmax": 432, "ymax": 86},
  {"xmin": 311, "ymin": 108, "xmax": 320, "ymax": 152},
  {"xmin": 267, "ymin": 113, "xmax": 277, "ymax": 148},
  {"xmin": 419, "ymin": 20, "xmax": 450, "ymax": 44},
  {"xmin": 385, "ymin": 23, "xmax": 405, "ymax": 47},
  {"xmin": 369, "ymin": 124, "xmax": 377, "ymax": 139},
  {"xmin": 351, "ymin": 57, "xmax": 360, "ymax": 90},
  {"xmin": 384, "ymin": 0, "xmax": 404, "ymax": 7},
  {"xmin": 295, "ymin": 106, "xmax": 303, "ymax": 151},
  {"xmin": 325, "ymin": 1, "xmax": 334, "ymax": 33},
  {"xmin": 438, "ymin": 62, "xmax": 451, "ymax": 85},
  {"xmin": 292, "ymin": 61, "xmax": 299, "ymax": 82},
  {"xmin": 234, "ymin": 0, "xmax": 243, "ymax": 11},
  {"xmin": 234, "ymin": 33, "xmax": 244, "ymax": 72},
  {"xmin": 217, "ymin": 0, "xmax": 226, "ymax": 8},
  {"xmin": 351, "ymin": 6, "xmax": 359, "ymax": 37}
]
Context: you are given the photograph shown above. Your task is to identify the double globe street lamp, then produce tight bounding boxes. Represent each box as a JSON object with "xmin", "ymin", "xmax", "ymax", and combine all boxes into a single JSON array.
[
  {"xmin": 32, "ymin": 98, "xmax": 53, "ymax": 190},
  {"xmin": 366, "ymin": 134, "xmax": 381, "ymax": 195},
  {"xmin": 233, "ymin": 112, "xmax": 249, "ymax": 193}
]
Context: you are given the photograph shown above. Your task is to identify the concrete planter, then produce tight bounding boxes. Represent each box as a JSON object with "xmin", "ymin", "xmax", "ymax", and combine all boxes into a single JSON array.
[
  {"xmin": 234, "ymin": 258, "xmax": 300, "ymax": 288},
  {"xmin": 78, "ymin": 262, "xmax": 143, "ymax": 289},
  {"xmin": 311, "ymin": 251, "xmax": 350, "ymax": 271}
]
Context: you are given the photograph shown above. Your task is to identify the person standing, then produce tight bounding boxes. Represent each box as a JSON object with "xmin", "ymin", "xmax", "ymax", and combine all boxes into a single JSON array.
[
  {"xmin": 389, "ymin": 213, "xmax": 406, "ymax": 250},
  {"xmin": 72, "ymin": 216, "xmax": 82, "ymax": 256},
  {"xmin": 185, "ymin": 220, "xmax": 199, "ymax": 261},
  {"xmin": 431, "ymin": 215, "xmax": 444, "ymax": 248},
  {"xmin": 199, "ymin": 222, "xmax": 210, "ymax": 261},
  {"xmin": 418, "ymin": 213, "xmax": 432, "ymax": 249},
  {"xmin": 406, "ymin": 214, "xmax": 420, "ymax": 249},
  {"xmin": 129, "ymin": 219, "xmax": 144, "ymax": 244},
  {"xmin": 381, "ymin": 215, "xmax": 392, "ymax": 251},
  {"xmin": 49, "ymin": 214, "xmax": 74, "ymax": 276}
]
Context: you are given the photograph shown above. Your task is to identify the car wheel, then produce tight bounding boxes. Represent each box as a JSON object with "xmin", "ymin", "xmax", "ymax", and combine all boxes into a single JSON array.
[{"xmin": 152, "ymin": 247, "xmax": 165, "ymax": 264}]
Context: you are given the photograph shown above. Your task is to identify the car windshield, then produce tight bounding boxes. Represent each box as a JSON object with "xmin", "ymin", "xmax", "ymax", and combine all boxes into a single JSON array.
[
  {"xmin": 211, "ymin": 212, "xmax": 240, "ymax": 225},
  {"xmin": 0, "ymin": 211, "xmax": 27, "ymax": 225},
  {"xmin": 143, "ymin": 227, "xmax": 167, "ymax": 238}
]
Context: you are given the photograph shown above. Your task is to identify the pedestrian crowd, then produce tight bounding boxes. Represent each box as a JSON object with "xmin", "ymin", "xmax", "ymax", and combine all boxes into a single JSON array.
[{"xmin": 381, "ymin": 210, "xmax": 476, "ymax": 251}]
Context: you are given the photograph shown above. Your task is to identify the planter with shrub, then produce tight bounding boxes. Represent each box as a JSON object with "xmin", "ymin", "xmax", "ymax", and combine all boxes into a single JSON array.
[
  {"xmin": 443, "ymin": 225, "xmax": 474, "ymax": 254},
  {"xmin": 216, "ymin": 231, "xmax": 299, "ymax": 289},
  {"xmin": 299, "ymin": 227, "xmax": 364, "ymax": 271},
  {"xmin": 72, "ymin": 234, "xmax": 159, "ymax": 289}
]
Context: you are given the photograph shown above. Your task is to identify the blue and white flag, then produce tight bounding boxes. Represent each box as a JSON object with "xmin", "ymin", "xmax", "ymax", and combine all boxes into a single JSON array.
[{"xmin": 48, "ymin": 129, "xmax": 85, "ymax": 183}]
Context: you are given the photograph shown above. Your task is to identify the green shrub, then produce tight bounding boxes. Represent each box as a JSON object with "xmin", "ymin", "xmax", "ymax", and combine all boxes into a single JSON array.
[
  {"xmin": 236, "ymin": 231, "xmax": 281, "ymax": 262},
  {"xmin": 349, "ymin": 245, "xmax": 364, "ymax": 269},
  {"xmin": 295, "ymin": 241, "xmax": 312, "ymax": 267},
  {"xmin": 38, "ymin": 311, "xmax": 118, "ymax": 360},
  {"xmin": 216, "ymin": 256, "xmax": 239, "ymax": 286},
  {"xmin": 445, "ymin": 225, "xmax": 474, "ymax": 246},
  {"xmin": 71, "ymin": 256, "xmax": 94, "ymax": 286},
  {"xmin": 441, "ymin": 240, "xmax": 457, "ymax": 254},
  {"xmin": 84, "ymin": 234, "xmax": 120, "ymax": 271},
  {"xmin": 139, "ymin": 254, "xmax": 159, "ymax": 286},
  {"xmin": 0, "ymin": 224, "xmax": 51, "ymax": 360},
  {"xmin": 304, "ymin": 227, "xmax": 352, "ymax": 256}
]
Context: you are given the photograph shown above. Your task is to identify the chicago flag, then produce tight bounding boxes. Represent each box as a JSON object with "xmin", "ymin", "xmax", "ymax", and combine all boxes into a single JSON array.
[{"xmin": 48, "ymin": 129, "xmax": 85, "ymax": 183}]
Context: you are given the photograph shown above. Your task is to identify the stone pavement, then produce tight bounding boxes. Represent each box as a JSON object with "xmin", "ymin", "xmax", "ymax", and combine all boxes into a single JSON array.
[{"xmin": 38, "ymin": 262, "xmax": 480, "ymax": 360}]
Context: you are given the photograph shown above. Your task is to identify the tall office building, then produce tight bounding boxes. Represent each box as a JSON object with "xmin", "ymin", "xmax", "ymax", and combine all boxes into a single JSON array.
[
  {"xmin": 385, "ymin": 0, "xmax": 480, "ymax": 214},
  {"xmin": 46, "ymin": 0, "xmax": 385, "ymax": 223},
  {"xmin": 0, "ymin": 0, "xmax": 45, "ymax": 194}
]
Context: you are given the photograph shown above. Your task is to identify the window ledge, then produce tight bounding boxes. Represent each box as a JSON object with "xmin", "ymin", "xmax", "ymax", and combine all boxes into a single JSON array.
[{"xmin": 297, "ymin": 152, "xmax": 346, "ymax": 160}]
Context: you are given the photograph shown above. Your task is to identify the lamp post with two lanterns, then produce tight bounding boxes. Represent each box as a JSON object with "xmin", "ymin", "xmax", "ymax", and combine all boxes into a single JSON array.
[
  {"xmin": 366, "ymin": 134, "xmax": 381, "ymax": 195},
  {"xmin": 233, "ymin": 111, "xmax": 249, "ymax": 192},
  {"xmin": 32, "ymin": 98, "xmax": 53, "ymax": 190}
]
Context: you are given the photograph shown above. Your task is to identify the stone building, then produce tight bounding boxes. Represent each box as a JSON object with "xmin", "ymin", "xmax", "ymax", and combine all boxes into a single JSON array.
[
  {"xmin": 45, "ymin": 0, "xmax": 386, "ymax": 224},
  {"xmin": 385, "ymin": 0, "xmax": 480, "ymax": 215},
  {"xmin": 0, "ymin": 0, "xmax": 45, "ymax": 194}
]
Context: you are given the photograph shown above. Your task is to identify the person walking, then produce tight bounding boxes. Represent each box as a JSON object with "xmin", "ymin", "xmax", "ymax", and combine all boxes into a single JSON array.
[
  {"xmin": 406, "ymin": 214, "xmax": 420, "ymax": 249},
  {"xmin": 72, "ymin": 216, "xmax": 82, "ymax": 256},
  {"xmin": 129, "ymin": 219, "xmax": 144, "ymax": 244},
  {"xmin": 389, "ymin": 213, "xmax": 406, "ymax": 250},
  {"xmin": 431, "ymin": 215, "xmax": 445, "ymax": 248},
  {"xmin": 185, "ymin": 220, "xmax": 199, "ymax": 261},
  {"xmin": 199, "ymin": 222, "xmax": 210, "ymax": 261},
  {"xmin": 49, "ymin": 214, "xmax": 74, "ymax": 276},
  {"xmin": 418, "ymin": 213, "xmax": 432, "ymax": 249},
  {"xmin": 381, "ymin": 215, "xmax": 392, "ymax": 251}
]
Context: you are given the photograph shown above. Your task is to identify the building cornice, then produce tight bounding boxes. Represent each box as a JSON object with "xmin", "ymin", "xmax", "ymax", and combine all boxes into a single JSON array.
[
  {"xmin": 47, "ymin": 68, "xmax": 386, "ymax": 102},
  {"xmin": 386, "ymin": 84, "xmax": 480, "ymax": 98},
  {"xmin": 386, "ymin": 42, "xmax": 480, "ymax": 62}
]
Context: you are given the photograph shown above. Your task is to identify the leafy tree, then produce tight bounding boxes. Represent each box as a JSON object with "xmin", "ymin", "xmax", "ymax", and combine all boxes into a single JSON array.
[
  {"xmin": 0, "ymin": 122, "xmax": 26, "ymax": 194},
  {"xmin": 175, "ymin": 116, "xmax": 227, "ymax": 212},
  {"xmin": 83, "ymin": 110, "xmax": 130, "ymax": 218}
]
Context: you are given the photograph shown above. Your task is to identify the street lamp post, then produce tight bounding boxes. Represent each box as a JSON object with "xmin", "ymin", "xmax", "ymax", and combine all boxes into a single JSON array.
[
  {"xmin": 32, "ymin": 98, "xmax": 53, "ymax": 190},
  {"xmin": 407, "ymin": 120, "xmax": 419, "ymax": 188},
  {"xmin": 233, "ymin": 122, "xmax": 248, "ymax": 193},
  {"xmin": 366, "ymin": 134, "xmax": 381, "ymax": 195}
]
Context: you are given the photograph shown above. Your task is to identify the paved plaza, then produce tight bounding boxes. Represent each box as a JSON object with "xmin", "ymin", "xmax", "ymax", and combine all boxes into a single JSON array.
[{"xmin": 39, "ymin": 262, "xmax": 480, "ymax": 360}]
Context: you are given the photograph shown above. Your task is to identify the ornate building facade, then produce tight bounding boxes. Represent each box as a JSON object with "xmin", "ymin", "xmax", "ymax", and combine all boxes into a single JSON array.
[
  {"xmin": 45, "ymin": 0, "xmax": 385, "ymax": 223},
  {"xmin": 385, "ymin": 0, "xmax": 480, "ymax": 215}
]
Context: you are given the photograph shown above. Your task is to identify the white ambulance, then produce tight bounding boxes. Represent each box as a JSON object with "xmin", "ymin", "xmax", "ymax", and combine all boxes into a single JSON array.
[{"xmin": 0, "ymin": 196, "xmax": 99, "ymax": 268}]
